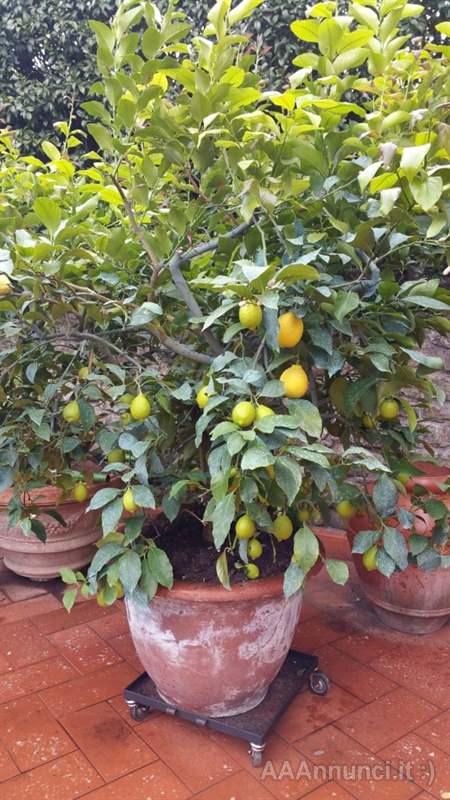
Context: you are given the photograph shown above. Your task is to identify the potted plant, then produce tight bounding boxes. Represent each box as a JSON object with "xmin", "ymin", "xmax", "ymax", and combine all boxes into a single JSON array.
[{"xmin": 0, "ymin": 0, "xmax": 449, "ymax": 713}]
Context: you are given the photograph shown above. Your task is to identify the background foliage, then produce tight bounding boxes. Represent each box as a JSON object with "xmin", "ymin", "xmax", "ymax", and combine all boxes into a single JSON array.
[{"xmin": 0, "ymin": 0, "xmax": 449, "ymax": 147}]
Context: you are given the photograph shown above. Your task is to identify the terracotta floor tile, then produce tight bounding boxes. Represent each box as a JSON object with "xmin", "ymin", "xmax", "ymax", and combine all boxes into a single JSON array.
[
  {"xmin": 89, "ymin": 611, "xmax": 129, "ymax": 640},
  {"xmin": 0, "ymin": 751, "xmax": 103, "ymax": 800},
  {"xmin": 275, "ymin": 684, "xmax": 363, "ymax": 743},
  {"xmin": 292, "ymin": 616, "xmax": 352, "ymax": 653},
  {"xmin": 369, "ymin": 649, "xmax": 450, "ymax": 710},
  {"xmin": 193, "ymin": 768, "xmax": 275, "ymax": 800},
  {"xmin": 32, "ymin": 600, "xmax": 116, "ymax": 635},
  {"xmin": 0, "ymin": 574, "xmax": 48, "ymax": 602},
  {"xmin": 108, "ymin": 632, "xmax": 143, "ymax": 670},
  {"xmin": 333, "ymin": 624, "xmax": 450, "ymax": 666},
  {"xmin": 295, "ymin": 782, "xmax": 355, "ymax": 800},
  {"xmin": 0, "ymin": 593, "xmax": 60, "ymax": 623},
  {"xmin": 39, "ymin": 661, "xmax": 139, "ymax": 716},
  {"xmin": 136, "ymin": 713, "xmax": 240, "ymax": 793},
  {"xmin": 295, "ymin": 724, "xmax": 421, "ymax": 800},
  {"xmin": 335, "ymin": 688, "xmax": 439, "ymax": 753},
  {"xmin": 60, "ymin": 702, "xmax": 157, "ymax": 781},
  {"xmin": 0, "ymin": 619, "xmax": 57, "ymax": 670},
  {"xmin": 0, "ymin": 695, "xmax": 75, "ymax": 770},
  {"xmin": 0, "ymin": 652, "xmax": 12, "ymax": 675},
  {"xmin": 0, "ymin": 656, "xmax": 77, "ymax": 704},
  {"xmin": 79, "ymin": 761, "xmax": 190, "ymax": 800},
  {"xmin": 378, "ymin": 733, "xmax": 450, "ymax": 799},
  {"xmin": 416, "ymin": 709, "xmax": 450, "ymax": 756},
  {"xmin": 49, "ymin": 624, "xmax": 123, "ymax": 675},
  {"xmin": 314, "ymin": 643, "xmax": 399, "ymax": 703},
  {"xmin": 0, "ymin": 741, "xmax": 18, "ymax": 782}
]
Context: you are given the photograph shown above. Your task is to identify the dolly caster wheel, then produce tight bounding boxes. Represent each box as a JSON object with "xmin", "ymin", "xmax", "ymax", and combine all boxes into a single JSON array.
[
  {"xmin": 249, "ymin": 743, "xmax": 265, "ymax": 767},
  {"xmin": 126, "ymin": 701, "xmax": 151, "ymax": 721},
  {"xmin": 309, "ymin": 670, "xmax": 330, "ymax": 696}
]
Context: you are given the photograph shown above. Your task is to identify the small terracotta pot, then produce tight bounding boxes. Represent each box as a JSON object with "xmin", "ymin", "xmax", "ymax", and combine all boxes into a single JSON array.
[
  {"xmin": 0, "ymin": 481, "xmax": 113, "ymax": 581},
  {"xmin": 126, "ymin": 574, "xmax": 302, "ymax": 717},
  {"xmin": 348, "ymin": 512, "xmax": 450, "ymax": 635}
]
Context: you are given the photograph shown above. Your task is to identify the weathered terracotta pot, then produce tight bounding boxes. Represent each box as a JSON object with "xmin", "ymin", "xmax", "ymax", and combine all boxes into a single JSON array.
[
  {"xmin": 348, "ymin": 511, "xmax": 450, "ymax": 635},
  {"xmin": 126, "ymin": 575, "xmax": 303, "ymax": 717},
  {"xmin": 0, "ymin": 482, "xmax": 106, "ymax": 581}
]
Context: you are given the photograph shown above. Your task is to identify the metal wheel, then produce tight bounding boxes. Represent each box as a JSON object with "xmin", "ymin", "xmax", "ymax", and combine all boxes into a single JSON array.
[
  {"xmin": 127, "ymin": 701, "xmax": 152, "ymax": 722},
  {"xmin": 249, "ymin": 743, "xmax": 265, "ymax": 767},
  {"xmin": 309, "ymin": 670, "xmax": 330, "ymax": 696}
]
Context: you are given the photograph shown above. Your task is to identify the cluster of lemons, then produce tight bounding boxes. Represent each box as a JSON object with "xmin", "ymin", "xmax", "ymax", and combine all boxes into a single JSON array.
[
  {"xmin": 329, "ymin": 376, "xmax": 400, "ymax": 431},
  {"xmin": 234, "ymin": 511, "xmax": 296, "ymax": 579},
  {"xmin": 63, "ymin": 384, "xmax": 152, "ymax": 510}
]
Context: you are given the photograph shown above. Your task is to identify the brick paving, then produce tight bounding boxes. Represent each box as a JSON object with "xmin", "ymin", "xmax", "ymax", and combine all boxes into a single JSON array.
[{"xmin": 0, "ymin": 560, "xmax": 449, "ymax": 800}]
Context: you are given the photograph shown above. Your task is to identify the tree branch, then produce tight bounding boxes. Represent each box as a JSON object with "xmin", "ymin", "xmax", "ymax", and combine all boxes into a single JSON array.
[{"xmin": 112, "ymin": 175, "xmax": 159, "ymax": 268}]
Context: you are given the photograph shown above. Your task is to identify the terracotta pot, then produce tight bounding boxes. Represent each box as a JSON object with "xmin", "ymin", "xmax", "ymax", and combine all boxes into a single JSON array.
[
  {"xmin": 126, "ymin": 574, "xmax": 302, "ymax": 717},
  {"xmin": 0, "ymin": 481, "xmax": 110, "ymax": 581},
  {"xmin": 347, "ymin": 514, "xmax": 450, "ymax": 634}
]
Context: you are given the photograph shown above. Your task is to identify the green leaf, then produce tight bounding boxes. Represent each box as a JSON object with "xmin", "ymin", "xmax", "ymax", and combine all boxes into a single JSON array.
[
  {"xmin": 410, "ymin": 176, "xmax": 443, "ymax": 212},
  {"xmin": 60, "ymin": 567, "xmax": 77, "ymax": 585},
  {"xmin": 62, "ymin": 589, "xmax": 77, "ymax": 612},
  {"xmin": 290, "ymin": 19, "xmax": 320, "ymax": 42},
  {"xmin": 147, "ymin": 547, "xmax": 173, "ymax": 588},
  {"xmin": 358, "ymin": 160, "xmax": 382, "ymax": 191},
  {"xmin": 400, "ymin": 144, "xmax": 430, "ymax": 180},
  {"xmin": 216, "ymin": 551, "xmax": 231, "ymax": 590},
  {"xmin": 383, "ymin": 527, "xmax": 408, "ymax": 570},
  {"xmin": 275, "ymin": 263, "xmax": 320, "ymax": 283},
  {"xmin": 0, "ymin": 467, "xmax": 13, "ymax": 492},
  {"xmin": 289, "ymin": 400, "xmax": 323, "ymax": 438},
  {"xmin": 89, "ymin": 488, "xmax": 121, "ymax": 511},
  {"xmin": 375, "ymin": 547, "xmax": 396, "ymax": 577},
  {"xmin": 142, "ymin": 28, "xmax": 162, "ymax": 58},
  {"xmin": 334, "ymin": 291, "xmax": 360, "ymax": 321},
  {"xmin": 241, "ymin": 446, "xmax": 274, "ymax": 471},
  {"xmin": 33, "ymin": 198, "xmax": 61, "ymax": 235},
  {"xmin": 275, "ymin": 456, "xmax": 303, "ymax": 505},
  {"xmin": 401, "ymin": 348, "xmax": 444, "ymax": 370},
  {"xmin": 87, "ymin": 123, "xmax": 115, "ymax": 152},
  {"xmin": 101, "ymin": 497, "xmax": 124, "ymax": 535},
  {"xmin": 283, "ymin": 562, "xmax": 305, "ymax": 597},
  {"xmin": 140, "ymin": 560, "xmax": 158, "ymax": 599},
  {"xmin": 293, "ymin": 525, "xmax": 319, "ymax": 573},
  {"xmin": 424, "ymin": 499, "xmax": 449, "ymax": 520},
  {"xmin": 132, "ymin": 485, "xmax": 156, "ymax": 508},
  {"xmin": 78, "ymin": 399, "xmax": 96, "ymax": 431},
  {"xmin": 403, "ymin": 296, "xmax": 450, "ymax": 312},
  {"xmin": 119, "ymin": 551, "xmax": 142, "ymax": 594},
  {"xmin": 399, "ymin": 397, "xmax": 417, "ymax": 432},
  {"xmin": 352, "ymin": 530, "xmax": 381, "ymax": 553},
  {"xmin": 130, "ymin": 302, "xmax": 162, "ymax": 326},
  {"xmin": 373, "ymin": 476, "xmax": 398, "ymax": 517},
  {"xmin": 211, "ymin": 494, "xmax": 235, "ymax": 549},
  {"xmin": 89, "ymin": 543, "xmax": 125, "ymax": 576},
  {"xmin": 408, "ymin": 534, "xmax": 429, "ymax": 556},
  {"xmin": 417, "ymin": 549, "xmax": 442, "ymax": 571},
  {"xmin": 326, "ymin": 559, "xmax": 349, "ymax": 585}
]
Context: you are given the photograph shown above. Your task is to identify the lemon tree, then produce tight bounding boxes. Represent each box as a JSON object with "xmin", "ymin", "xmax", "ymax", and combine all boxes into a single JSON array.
[{"xmin": 0, "ymin": 0, "xmax": 448, "ymax": 607}]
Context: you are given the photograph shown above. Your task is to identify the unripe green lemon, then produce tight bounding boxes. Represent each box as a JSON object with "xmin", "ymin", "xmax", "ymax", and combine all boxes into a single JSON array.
[
  {"xmin": 130, "ymin": 393, "xmax": 151, "ymax": 420},
  {"xmin": 336, "ymin": 500, "xmax": 356, "ymax": 520},
  {"xmin": 73, "ymin": 481, "xmax": 88, "ymax": 502},
  {"xmin": 396, "ymin": 471, "xmax": 410, "ymax": 486},
  {"xmin": 245, "ymin": 563, "xmax": 260, "ymax": 579},
  {"xmin": 362, "ymin": 414, "xmax": 376, "ymax": 429},
  {"xmin": 273, "ymin": 514, "xmax": 293, "ymax": 541},
  {"xmin": 255, "ymin": 404, "xmax": 274, "ymax": 420},
  {"xmin": 379, "ymin": 398, "xmax": 400, "ymax": 421},
  {"xmin": 298, "ymin": 506, "xmax": 311, "ymax": 523},
  {"xmin": 362, "ymin": 545, "xmax": 378, "ymax": 572},
  {"xmin": 239, "ymin": 302, "xmax": 262, "ymax": 331},
  {"xmin": 121, "ymin": 412, "xmax": 131, "ymax": 425},
  {"xmin": 123, "ymin": 487, "xmax": 139, "ymax": 513},
  {"xmin": 78, "ymin": 367, "xmax": 89, "ymax": 380},
  {"xmin": 247, "ymin": 538, "xmax": 263, "ymax": 559},
  {"xmin": 107, "ymin": 448, "xmax": 125, "ymax": 464},
  {"xmin": 63, "ymin": 401, "xmax": 80, "ymax": 423},
  {"xmin": 232, "ymin": 401, "xmax": 255, "ymax": 428},
  {"xmin": 236, "ymin": 514, "xmax": 256, "ymax": 539}
]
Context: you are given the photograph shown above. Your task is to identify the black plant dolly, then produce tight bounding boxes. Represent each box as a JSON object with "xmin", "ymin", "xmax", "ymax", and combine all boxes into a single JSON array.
[{"xmin": 124, "ymin": 650, "xmax": 330, "ymax": 767}]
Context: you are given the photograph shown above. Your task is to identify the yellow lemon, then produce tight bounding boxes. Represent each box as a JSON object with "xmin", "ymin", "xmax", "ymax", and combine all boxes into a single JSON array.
[
  {"xmin": 255, "ymin": 404, "xmax": 274, "ymax": 420},
  {"xmin": 336, "ymin": 500, "xmax": 356, "ymax": 520},
  {"xmin": 239, "ymin": 302, "xmax": 263, "ymax": 331},
  {"xmin": 236, "ymin": 514, "xmax": 256, "ymax": 539},
  {"xmin": 273, "ymin": 514, "xmax": 293, "ymax": 541},
  {"xmin": 280, "ymin": 364, "xmax": 309, "ymax": 398},
  {"xmin": 0, "ymin": 275, "xmax": 12, "ymax": 295},
  {"xmin": 123, "ymin": 487, "xmax": 139, "ymax": 513},
  {"xmin": 245, "ymin": 563, "xmax": 260, "ymax": 579},
  {"xmin": 73, "ymin": 481, "xmax": 88, "ymax": 502},
  {"xmin": 248, "ymin": 538, "xmax": 263, "ymax": 559},
  {"xmin": 63, "ymin": 401, "xmax": 80, "ymax": 423},
  {"xmin": 379, "ymin": 398, "xmax": 400, "ymax": 421},
  {"xmin": 278, "ymin": 311, "xmax": 304, "ymax": 348},
  {"xmin": 232, "ymin": 401, "xmax": 256, "ymax": 428},
  {"xmin": 197, "ymin": 386, "xmax": 213, "ymax": 409},
  {"xmin": 96, "ymin": 588, "xmax": 108, "ymax": 607},
  {"xmin": 298, "ymin": 506, "xmax": 311, "ymax": 523},
  {"xmin": 362, "ymin": 545, "xmax": 378, "ymax": 572},
  {"xmin": 362, "ymin": 414, "xmax": 376, "ymax": 429},
  {"xmin": 130, "ymin": 393, "xmax": 151, "ymax": 420}
]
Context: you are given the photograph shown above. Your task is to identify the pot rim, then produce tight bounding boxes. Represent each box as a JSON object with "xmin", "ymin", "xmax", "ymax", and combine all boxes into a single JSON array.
[
  {"xmin": 151, "ymin": 572, "xmax": 289, "ymax": 603},
  {"xmin": 0, "ymin": 476, "xmax": 122, "ymax": 508}
]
